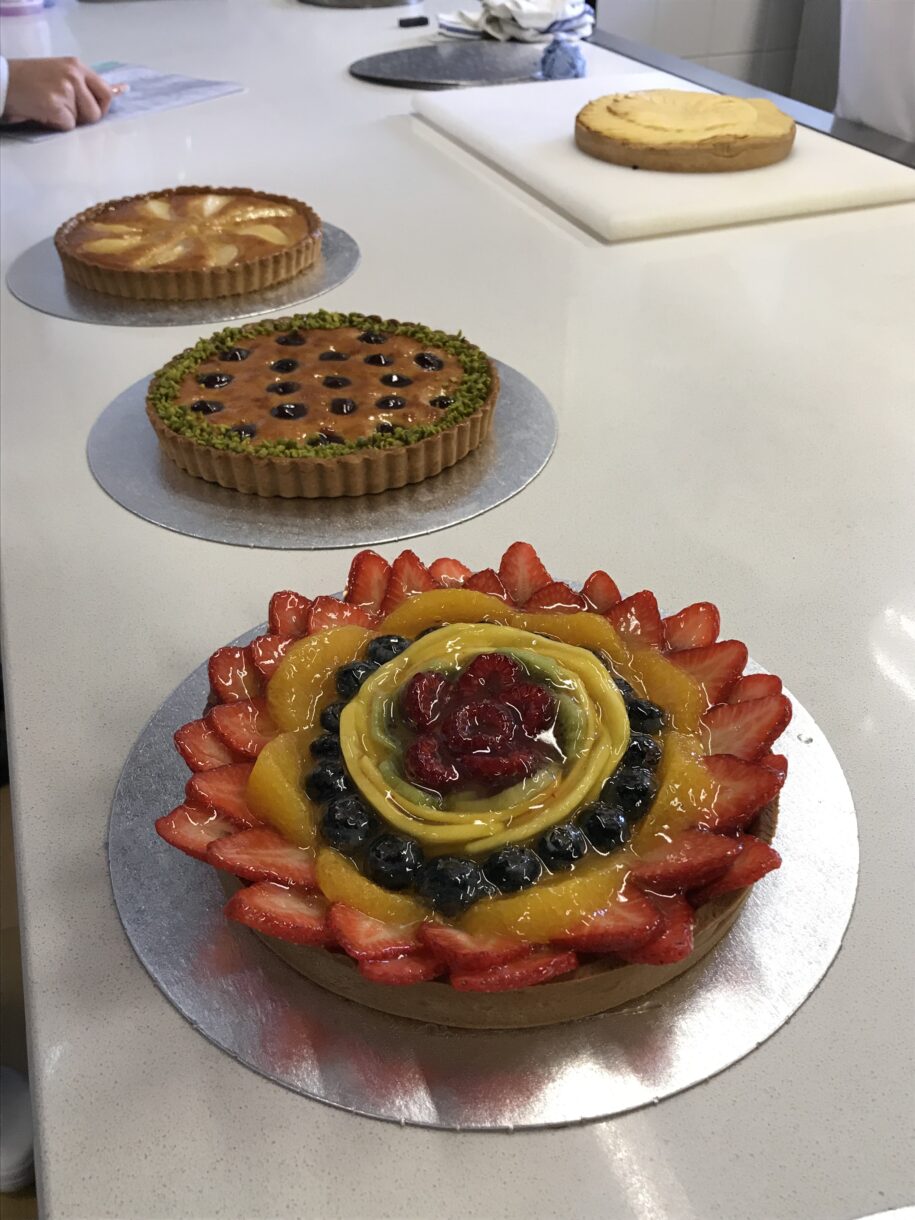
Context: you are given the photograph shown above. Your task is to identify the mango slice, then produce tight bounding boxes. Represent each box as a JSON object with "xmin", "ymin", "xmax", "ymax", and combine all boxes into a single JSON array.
[
  {"xmin": 246, "ymin": 730, "xmax": 318, "ymax": 849},
  {"xmin": 627, "ymin": 649, "xmax": 705, "ymax": 732}
]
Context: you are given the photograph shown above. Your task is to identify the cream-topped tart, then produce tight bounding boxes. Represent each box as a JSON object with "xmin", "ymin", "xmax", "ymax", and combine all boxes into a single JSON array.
[
  {"xmin": 575, "ymin": 89, "xmax": 796, "ymax": 172},
  {"xmin": 155, "ymin": 543, "xmax": 790, "ymax": 1028}
]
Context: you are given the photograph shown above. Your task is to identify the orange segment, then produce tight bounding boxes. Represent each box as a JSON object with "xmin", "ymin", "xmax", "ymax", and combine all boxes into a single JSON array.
[
  {"xmin": 633, "ymin": 732, "xmax": 718, "ymax": 842},
  {"xmin": 378, "ymin": 589, "xmax": 512, "ymax": 636},
  {"xmin": 246, "ymin": 731, "xmax": 318, "ymax": 849},
  {"xmin": 267, "ymin": 626, "xmax": 371, "ymax": 732},
  {"xmin": 316, "ymin": 848, "xmax": 427, "ymax": 923},
  {"xmin": 627, "ymin": 649, "xmax": 705, "ymax": 731},
  {"xmin": 512, "ymin": 609, "xmax": 632, "ymax": 669}
]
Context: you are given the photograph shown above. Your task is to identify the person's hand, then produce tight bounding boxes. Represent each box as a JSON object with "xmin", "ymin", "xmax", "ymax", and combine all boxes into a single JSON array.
[{"xmin": 4, "ymin": 57, "xmax": 114, "ymax": 130}]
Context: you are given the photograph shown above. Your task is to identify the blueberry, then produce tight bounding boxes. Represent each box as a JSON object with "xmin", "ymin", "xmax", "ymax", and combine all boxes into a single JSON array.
[
  {"xmin": 318, "ymin": 430, "xmax": 344, "ymax": 445},
  {"xmin": 271, "ymin": 402, "xmax": 307, "ymax": 420},
  {"xmin": 321, "ymin": 794, "xmax": 378, "ymax": 852},
  {"xmin": 330, "ymin": 398, "xmax": 358, "ymax": 415},
  {"xmin": 414, "ymin": 352, "xmax": 444, "ymax": 371},
  {"xmin": 364, "ymin": 834, "xmax": 423, "ymax": 890},
  {"xmin": 323, "ymin": 375, "xmax": 351, "ymax": 389},
  {"xmin": 429, "ymin": 396, "xmax": 454, "ymax": 409},
  {"xmin": 358, "ymin": 331, "xmax": 389, "ymax": 344},
  {"xmin": 319, "ymin": 701, "xmax": 347, "ymax": 733},
  {"xmin": 219, "ymin": 347, "xmax": 250, "ymax": 362},
  {"xmin": 626, "ymin": 698, "xmax": 665, "ymax": 735},
  {"xmin": 197, "ymin": 372, "xmax": 232, "ymax": 390},
  {"xmin": 380, "ymin": 373, "xmax": 412, "ymax": 387},
  {"xmin": 266, "ymin": 381, "xmax": 301, "ymax": 396},
  {"xmin": 190, "ymin": 399, "xmax": 223, "ymax": 415},
  {"xmin": 309, "ymin": 734, "xmax": 342, "ymax": 760},
  {"xmin": 336, "ymin": 660, "xmax": 380, "ymax": 699},
  {"xmin": 538, "ymin": 824, "xmax": 588, "ymax": 870},
  {"xmin": 416, "ymin": 856, "xmax": 489, "ymax": 914},
  {"xmin": 579, "ymin": 801, "xmax": 630, "ymax": 852},
  {"xmin": 275, "ymin": 331, "xmax": 305, "ymax": 346},
  {"xmin": 228, "ymin": 423, "xmax": 257, "ymax": 439},
  {"xmin": 376, "ymin": 396, "xmax": 406, "ymax": 411},
  {"xmin": 319, "ymin": 350, "xmax": 349, "ymax": 361},
  {"xmin": 305, "ymin": 761, "xmax": 350, "ymax": 803},
  {"xmin": 482, "ymin": 846, "xmax": 542, "ymax": 893},
  {"xmin": 602, "ymin": 766, "xmax": 658, "ymax": 818},
  {"xmin": 613, "ymin": 675, "xmax": 636, "ymax": 699},
  {"xmin": 622, "ymin": 732, "xmax": 663, "ymax": 769},
  {"xmin": 271, "ymin": 358, "xmax": 299, "ymax": 374},
  {"xmin": 366, "ymin": 635, "xmax": 411, "ymax": 665},
  {"xmin": 375, "ymin": 422, "xmax": 395, "ymax": 435},
  {"xmin": 364, "ymin": 353, "xmax": 394, "ymax": 367}
]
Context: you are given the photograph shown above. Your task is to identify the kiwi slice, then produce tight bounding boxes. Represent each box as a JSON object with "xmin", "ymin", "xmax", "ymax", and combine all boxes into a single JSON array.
[{"xmin": 378, "ymin": 758, "xmax": 439, "ymax": 809}]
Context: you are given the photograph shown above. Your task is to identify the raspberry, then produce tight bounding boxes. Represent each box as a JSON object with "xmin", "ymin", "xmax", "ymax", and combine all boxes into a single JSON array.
[
  {"xmin": 404, "ymin": 735, "xmax": 460, "ymax": 791},
  {"xmin": 453, "ymin": 652, "xmax": 524, "ymax": 701},
  {"xmin": 461, "ymin": 748, "xmax": 540, "ymax": 789},
  {"xmin": 400, "ymin": 671, "xmax": 450, "ymax": 732},
  {"xmin": 441, "ymin": 701, "xmax": 515, "ymax": 756},
  {"xmin": 503, "ymin": 682, "xmax": 556, "ymax": 736}
]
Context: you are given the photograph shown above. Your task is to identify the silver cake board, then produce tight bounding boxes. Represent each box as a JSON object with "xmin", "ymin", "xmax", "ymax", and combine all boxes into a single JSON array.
[
  {"xmin": 350, "ymin": 43, "xmax": 547, "ymax": 89},
  {"xmin": 86, "ymin": 360, "xmax": 557, "ymax": 549},
  {"xmin": 5, "ymin": 224, "xmax": 359, "ymax": 327},
  {"xmin": 109, "ymin": 635, "xmax": 858, "ymax": 1130},
  {"xmin": 301, "ymin": 0, "xmax": 418, "ymax": 8}
]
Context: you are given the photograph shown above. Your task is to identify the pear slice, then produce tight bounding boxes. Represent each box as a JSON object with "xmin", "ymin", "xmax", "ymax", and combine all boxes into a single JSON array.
[
  {"xmin": 140, "ymin": 198, "xmax": 173, "ymax": 221},
  {"xmin": 233, "ymin": 222, "xmax": 292, "ymax": 246},
  {"xmin": 208, "ymin": 242, "xmax": 239, "ymax": 267},
  {"xmin": 80, "ymin": 235, "xmax": 144, "ymax": 254}
]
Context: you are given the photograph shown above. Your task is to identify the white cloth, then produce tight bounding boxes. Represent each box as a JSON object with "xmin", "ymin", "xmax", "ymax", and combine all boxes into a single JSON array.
[
  {"xmin": 0, "ymin": 57, "xmax": 9, "ymax": 117},
  {"xmin": 836, "ymin": 0, "xmax": 915, "ymax": 142},
  {"xmin": 439, "ymin": 0, "xmax": 593, "ymax": 43}
]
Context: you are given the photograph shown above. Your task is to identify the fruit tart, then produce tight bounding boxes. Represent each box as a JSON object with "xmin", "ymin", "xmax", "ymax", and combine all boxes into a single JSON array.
[
  {"xmin": 54, "ymin": 186, "xmax": 321, "ymax": 301},
  {"xmin": 156, "ymin": 543, "xmax": 790, "ymax": 1028},
  {"xmin": 146, "ymin": 311, "xmax": 498, "ymax": 498}
]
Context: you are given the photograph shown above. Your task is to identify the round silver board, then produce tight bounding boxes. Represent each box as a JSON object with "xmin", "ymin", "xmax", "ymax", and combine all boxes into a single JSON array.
[
  {"xmin": 86, "ymin": 361, "xmax": 557, "ymax": 549},
  {"xmin": 108, "ymin": 635, "xmax": 858, "ymax": 1130},
  {"xmin": 349, "ymin": 43, "xmax": 546, "ymax": 89},
  {"xmin": 4, "ymin": 224, "xmax": 359, "ymax": 327}
]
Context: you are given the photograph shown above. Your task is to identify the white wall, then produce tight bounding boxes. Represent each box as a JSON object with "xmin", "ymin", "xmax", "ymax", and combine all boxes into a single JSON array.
[{"xmin": 595, "ymin": 0, "xmax": 805, "ymax": 96}]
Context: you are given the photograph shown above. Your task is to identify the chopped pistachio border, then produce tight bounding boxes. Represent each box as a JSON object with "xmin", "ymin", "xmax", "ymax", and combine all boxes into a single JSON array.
[{"xmin": 147, "ymin": 310, "xmax": 495, "ymax": 460}]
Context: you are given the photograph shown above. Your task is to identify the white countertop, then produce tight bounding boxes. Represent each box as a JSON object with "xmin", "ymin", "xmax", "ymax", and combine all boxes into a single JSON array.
[{"xmin": 1, "ymin": 2, "xmax": 914, "ymax": 1218}]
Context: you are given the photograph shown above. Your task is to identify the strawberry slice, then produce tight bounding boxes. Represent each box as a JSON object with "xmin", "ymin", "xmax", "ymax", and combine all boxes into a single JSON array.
[
  {"xmin": 690, "ymin": 835, "xmax": 782, "ymax": 904},
  {"xmin": 208, "ymin": 698, "xmax": 277, "ymax": 759},
  {"xmin": 465, "ymin": 568, "xmax": 510, "ymax": 600},
  {"xmin": 418, "ymin": 924, "xmax": 531, "ymax": 970},
  {"xmin": 208, "ymin": 645, "xmax": 262, "ymax": 704},
  {"xmin": 619, "ymin": 895, "xmax": 695, "ymax": 965},
  {"xmin": 380, "ymin": 550, "xmax": 435, "ymax": 613},
  {"xmin": 450, "ymin": 948, "xmax": 578, "ymax": 992},
  {"xmin": 226, "ymin": 881, "xmax": 331, "ymax": 946},
  {"xmin": 701, "ymin": 694, "xmax": 792, "ymax": 761},
  {"xmin": 307, "ymin": 596, "xmax": 377, "ymax": 634},
  {"xmin": 155, "ymin": 804, "xmax": 235, "ymax": 861},
  {"xmin": 498, "ymin": 542, "xmax": 551, "ymax": 606},
  {"xmin": 663, "ymin": 602, "xmax": 720, "ymax": 652},
  {"xmin": 552, "ymin": 887, "xmax": 662, "ymax": 953},
  {"xmin": 607, "ymin": 590, "xmax": 665, "ymax": 649},
  {"xmin": 208, "ymin": 828, "xmax": 316, "ymax": 887},
  {"xmin": 358, "ymin": 953, "xmax": 444, "ymax": 984},
  {"xmin": 268, "ymin": 590, "xmax": 313, "ymax": 638},
  {"xmin": 429, "ymin": 557, "xmax": 472, "ymax": 588},
  {"xmin": 524, "ymin": 581, "xmax": 586, "ymax": 613},
  {"xmin": 185, "ymin": 763, "xmax": 257, "ymax": 827},
  {"xmin": 727, "ymin": 673, "xmax": 783, "ymax": 703},
  {"xmin": 581, "ymin": 570, "xmax": 621, "ymax": 613},
  {"xmin": 698, "ymin": 753, "xmax": 784, "ymax": 832},
  {"xmin": 328, "ymin": 904, "xmax": 421, "ymax": 961},
  {"xmin": 174, "ymin": 718, "xmax": 238, "ymax": 772},
  {"xmin": 629, "ymin": 830, "xmax": 740, "ymax": 891},
  {"xmin": 669, "ymin": 639, "xmax": 748, "ymax": 705},
  {"xmin": 760, "ymin": 752, "xmax": 788, "ymax": 783},
  {"xmin": 345, "ymin": 550, "xmax": 391, "ymax": 616},
  {"xmin": 249, "ymin": 634, "xmax": 294, "ymax": 681}
]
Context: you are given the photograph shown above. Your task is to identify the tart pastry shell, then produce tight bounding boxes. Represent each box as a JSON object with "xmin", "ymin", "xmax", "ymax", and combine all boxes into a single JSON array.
[{"xmin": 574, "ymin": 120, "xmax": 796, "ymax": 172}]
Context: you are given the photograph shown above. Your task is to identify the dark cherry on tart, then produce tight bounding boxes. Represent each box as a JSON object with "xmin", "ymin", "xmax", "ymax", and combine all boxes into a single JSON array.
[
  {"xmin": 157, "ymin": 543, "xmax": 791, "ymax": 1003},
  {"xmin": 145, "ymin": 311, "xmax": 498, "ymax": 498}
]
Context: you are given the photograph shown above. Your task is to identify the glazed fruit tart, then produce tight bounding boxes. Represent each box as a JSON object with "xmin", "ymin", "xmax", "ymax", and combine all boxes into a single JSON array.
[
  {"xmin": 156, "ymin": 543, "xmax": 790, "ymax": 1028},
  {"xmin": 146, "ymin": 311, "xmax": 498, "ymax": 498},
  {"xmin": 54, "ymin": 186, "xmax": 321, "ymax": 301}
]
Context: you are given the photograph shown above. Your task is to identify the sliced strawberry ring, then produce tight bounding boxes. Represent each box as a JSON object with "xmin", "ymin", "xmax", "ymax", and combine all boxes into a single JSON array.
[
  {"xmin": 155, "ymin": 804, "xmax": 236, "ymax": 861},
  {"xmin": 450, "ymin": 948, "xmax": 579, "ymax": 992},
  {"xmin": 663, "ymin": 602, "xmax": 720, "ymax": 652},
  {"xmin": 207, "ymin": 698, "xmax": 277, "ymax": 759},
  {"xmin": 268, "ymin": 590, "xmax": 313, "ymax": 638},
  {"xmin": 607, "ymin": 590, "xmax": 665, "ymax": 650},
  {"xmin": 344, "ymin": 550, "xmax": 392, "ymax": 616},
  {"xmin": 690, "ymin": 835, "xmax": 782, "ymax": 904},
  {"xmin": 185, "ymin": 762, "xmax": 257, "ymax": 827},
  {"xmin": 328, "ymin": 904, "xmax": 422, "ymax": 961},
  {"xmin": 380, "ymin": 550, "xmax": 436, "ymax": 614},
  {"xmin": 249, "ymin": 634, "xmax": 295, "ymax": 681},
  {"xmin": 524, "ymin": 581, "xmax": 587, "ymax": 613},
  {"xmin": 700, "ymin": 693, "xmax": 793, "ymax": 762},
  {"xmin": 669, "ymin": 639, "xmax": 748, "ymax": 705},
  {"xmin": 498, "ymin": 541, "xmax": 551, "ymax": 606},
  {"xmin": 629, "ymin": 829, "xmax": 741, "ymax": 891},
  {"xmin": 696, "ymin": 753, "xmax": 784, "ymax": 832},
  {"xmin": 464, "ymin": 568, "xmax": 510, "ymax": 600},
  {"xmin": 429, "ymin": 557, "xmax": 472, "ymax": 588},
  {"xmin": 727, "ymin": 673, "xmax": 783, "ymax": 704},
  {"xmin": 552, "ymin": 887, "xmax": 662, "ymax": 953},
  {"xmin": 581, "ymin": 570, "xmax": 621, "ymax": 614},
  {"xmin": 358, "ymin": 953, "xmax": 445, "ymax": 985},
  {"xmin": 418, "ymin": 923, "xmax": 532, "ymax": 970},
  {"xmin": 225, "ymin": 881, "xmax": 331, "ymax": 946},
  {"xmin": 207, "ymin": 828, "xmax": 316, "ymax": 888},
  {"xmin": 174, "ymin": 718, "xmax": 239, "ymax": 772},
  {"xmin": 208, "ymin": 645, "xmax": 262, "ymax": 704},
  {"xmin": 618, "ymin": 894, "xmax": 695, "ymax": 965},
  {"xmin": 307, "ymin": 596, "xmax": 378, "ymax": 634}
]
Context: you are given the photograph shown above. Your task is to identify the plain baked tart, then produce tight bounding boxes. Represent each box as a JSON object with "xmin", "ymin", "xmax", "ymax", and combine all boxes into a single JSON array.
[
  {"xmin": 145, "ymin": 310, "xmax": 499, "ymax": 498},
  {"xmin": 575, "ymin": 88, "xmax": 796, "ymax": 173},
  {"xmin": 156, "ymin": 543, "xmax": 791, "ymax": 1029},
  {"xmin": 54, "ymin": 186, "xmax": 321, "ymax": 301}
]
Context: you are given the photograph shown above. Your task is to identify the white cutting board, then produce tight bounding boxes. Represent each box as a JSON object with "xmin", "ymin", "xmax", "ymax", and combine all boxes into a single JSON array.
[{"xmin": 413, "ymin": 71, "xmax": 915, "ymax": 242}]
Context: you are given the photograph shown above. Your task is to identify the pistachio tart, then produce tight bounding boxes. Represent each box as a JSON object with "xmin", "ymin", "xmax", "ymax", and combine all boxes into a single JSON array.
[{"xmin": 156, "ymin": 543, "xmax": 790, "ymax": 1028}]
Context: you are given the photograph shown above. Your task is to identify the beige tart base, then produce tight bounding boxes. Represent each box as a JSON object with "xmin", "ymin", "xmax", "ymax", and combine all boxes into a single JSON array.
[
  {"xmin": 221, "ymin": 803, "xmax": 777, "ymax": 1030},
  {"xmin": 575, "ymin": 89, "xmax": 796, "ymax": 173},
  {"xmin": 54, "ymin": 186, "xmax": 322, "ymax": 301},
  {"xmin": 146, "ymin": 312, "xmax": 500, "ymax": 499}
]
